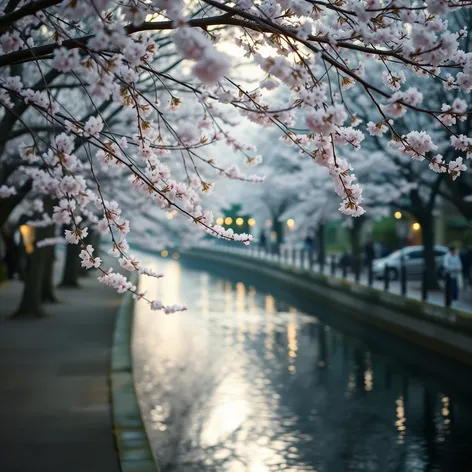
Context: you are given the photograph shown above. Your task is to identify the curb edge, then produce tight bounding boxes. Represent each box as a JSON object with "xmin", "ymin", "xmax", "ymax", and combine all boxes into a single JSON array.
[{"xmin": 110, "ymin": 273, "xmax": 159, "ymax": 472}]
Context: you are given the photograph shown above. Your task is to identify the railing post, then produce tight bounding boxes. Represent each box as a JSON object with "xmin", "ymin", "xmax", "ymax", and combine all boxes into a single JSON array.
[
  {"xmin": 319, "ymin": 255, "xmax": 324, "ymax": 274},
  {"xmin": 368, "ymin": 261, "xmax": 373, "ymax": 287},
  {"xmin": 384, "ymin": 264, "xmax": 390, "ymax": 291},
  {"xmin": 422, "ymin": 267, "xmax": 428, "ymax": 301},
  {"xmin": 342, "ymin": 259, "xmax": 347, "ymax": 279},
  {"xmin": 445, "ymin": 273, "xmax": 452, "ymax": 307},
  {"xmin": 292, "ymin": 247, "xmax": 296, "ymax": 266},
  {"xmin": 354, "ymin": 257, "xmax": 361, "ymax": 283},
  {"xmin": 301, "ymin": 249, "xmax": 306, "ymax": 269},
  {"xmin": 400, "ymin": 260, "xmax": 407, "ymax": 296},
  {"xmin": 330, "ymin": 255, "xmax": 336, "ymax": 277},
  {"xmin": 309, "ymin": 250, "xmax": 315, "ymax": 271}
]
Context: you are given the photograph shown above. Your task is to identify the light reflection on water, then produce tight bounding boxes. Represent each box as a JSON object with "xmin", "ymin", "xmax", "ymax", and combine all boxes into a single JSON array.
[{"xmin": 132, "ymin": 256, "xmax": 472, "ymax": 472}]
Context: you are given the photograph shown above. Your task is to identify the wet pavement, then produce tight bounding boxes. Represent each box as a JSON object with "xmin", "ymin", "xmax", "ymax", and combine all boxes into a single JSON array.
[{"xmin": 132, "ymin": 254, "xmax": 472, "ymax": 472}]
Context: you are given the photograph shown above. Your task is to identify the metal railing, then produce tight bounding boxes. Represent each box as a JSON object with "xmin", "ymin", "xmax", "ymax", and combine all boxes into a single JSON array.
[{"xmin": 208, "ymin": 242, "xmax": 458, "ymax": 309}]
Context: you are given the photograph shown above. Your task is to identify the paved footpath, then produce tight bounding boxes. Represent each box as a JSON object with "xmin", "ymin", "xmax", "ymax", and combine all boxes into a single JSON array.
[{"xmin": 0, "ymin": 268, "xmax": 122, "ymax": 472}]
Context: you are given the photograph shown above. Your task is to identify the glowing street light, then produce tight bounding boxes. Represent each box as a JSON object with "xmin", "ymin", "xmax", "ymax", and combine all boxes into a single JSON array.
[
  {"xmin": 236, "ymin": 217, "xmax": 244, "ymax": 226},
  {"xmin": 412, "ymin": 222, "xmax": 421, "ymax": 232},
  {"xmin": 19, "ymin": 225, "xmax": 35, "ymax": 254},
  {"xmin": 286, "ymin": 218, "xmax": 295, "ymax": 228},
  {"xmin": 161, "ymin": 249, "xmax": 168, "ymax": 257},
  {"xmin": 248, "ymin": 218, "xmax": 256, "ymax": 227},
  {"xmin": 224, "ymin": 216, "xmax": 233, "ymax": 225},
  {"xmin": 216, "ymin": 217, "xmax": 224, "ymax": 225},
  {"xmin": 394, "ymin": 211, "xmax": 402, "ymax": 219}
]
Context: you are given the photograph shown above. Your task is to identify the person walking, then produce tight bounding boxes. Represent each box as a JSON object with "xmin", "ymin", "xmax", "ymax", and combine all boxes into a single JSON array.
[
  {"xmin": 444, "ymin": 246, "xmax": 463, "ymax": 305},
  {"xmin": 259, "ymin": 229, "xmax": 267, "ymax": 252},
  {"xmin": 304, "ymin": 230, "xmax": 314, "ymax": 252},
  {"xmin": 460, "ymin": 246, "xmax": 471, "ymax": 288}
]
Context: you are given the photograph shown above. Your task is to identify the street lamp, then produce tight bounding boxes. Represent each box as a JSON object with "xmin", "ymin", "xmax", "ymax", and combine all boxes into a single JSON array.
[
  {"xmin": 394, "ymin": 211, "xmax": 402, "ymax": 220},
  {"xmin": 236, "ymin": 217, "xmax": 244, "ymax": 226},
  {"xmin": 216, "ymin": 217, "xmax": 224, "ymax": 225},
  {"xmin": 286, "ymin": 218, "xmax": 295, "ymax": 229},
  {"xmin": 412, "ymin": 222, "xmax": 421, "ymax": 232},
  {"xmin": 248, "ymin": 218, "xmax": 256, "ymax": 227},
  {"xmin": 224, "ymin": 217, "xmax": 233, "ymax": 225},
  {"xmin": 19, "ymin": 225, "xmax": 35, "ymax": 254}
]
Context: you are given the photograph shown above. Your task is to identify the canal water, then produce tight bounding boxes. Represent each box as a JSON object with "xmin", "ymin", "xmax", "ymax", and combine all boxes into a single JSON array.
[{"xmin": 132, "ymin": 254, "xmax": 472, "ymax": 472}]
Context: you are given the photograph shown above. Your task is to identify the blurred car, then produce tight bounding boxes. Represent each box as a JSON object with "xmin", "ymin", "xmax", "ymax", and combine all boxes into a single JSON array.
[{"xmin": 372, "ymin": 245, "xmax": 448, "ymax": 280}]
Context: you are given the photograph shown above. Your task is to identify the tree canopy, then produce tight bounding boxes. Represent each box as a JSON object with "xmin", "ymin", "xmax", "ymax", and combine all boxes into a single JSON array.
[{"xmin": 1, "ymin": 0, "xmax": 472, "ymax": 310}]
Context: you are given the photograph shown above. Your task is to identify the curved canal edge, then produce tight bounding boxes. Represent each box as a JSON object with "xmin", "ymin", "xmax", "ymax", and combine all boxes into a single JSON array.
[
  {"xmin": 182, "ymin": 248, "xmax": 472, "ymax": 366},
  {"xmin": 110, "ymin": 273, "xmax": 159, "ymax": 472}
]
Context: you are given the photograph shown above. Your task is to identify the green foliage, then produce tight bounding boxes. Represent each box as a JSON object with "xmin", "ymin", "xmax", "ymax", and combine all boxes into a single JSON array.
[
  {"xmin": 371, "ymin": 217, "xmax": 399, "ymax": 249},
  {"xmin": 326, "ymin": 244, "xmax": 344, "ymax": 254}
]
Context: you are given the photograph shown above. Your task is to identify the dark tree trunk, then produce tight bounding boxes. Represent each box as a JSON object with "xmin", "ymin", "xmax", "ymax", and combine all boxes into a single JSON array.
[
  {"xmin": 317, "ymin": 223, "xmax": 326, "ymax": 265},
  {"xmin": 92, "ymin": 232, "xmax": 101, "ymax": 256},
  {"xmin": 272, "ymin": 216, "xmax": 283, "ymax": 251},
  {"xmin": 60, "ymin": 241, "xmax": 81, "ymax": 287},
  {"xmin": 349, "ymin": 217, "xmax": 365, "ymax": 271},
  {"xmin": 418, "ymin": 212, "xmax": 439, "ymax": 290},
  {"xmin": 13, "ymin": 226, "xmax": 48, "ymax": 318},
  {"xmin": 42, "ymin": 241, "xmax": 58, "ymax": 302},
  {"xmin": 349, "ymin": 217, "xmax": 364, "ymax": 255},
  {"xmin": 0, "ymin": 179, "xmax": 32, "ymax": 228}
]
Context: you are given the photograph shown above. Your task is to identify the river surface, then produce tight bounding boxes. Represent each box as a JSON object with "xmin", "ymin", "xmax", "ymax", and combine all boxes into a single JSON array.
[{"xmin": 132, "ymin": 254, "xmax": 472, "ymax": 472}]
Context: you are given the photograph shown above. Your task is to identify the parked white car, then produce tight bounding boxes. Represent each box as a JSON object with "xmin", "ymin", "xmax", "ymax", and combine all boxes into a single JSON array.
[{"xmin": 372, "ymin": 245, "xmax": 448, "ymax": 280}]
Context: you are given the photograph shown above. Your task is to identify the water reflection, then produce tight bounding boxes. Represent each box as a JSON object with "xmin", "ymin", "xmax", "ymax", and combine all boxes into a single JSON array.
[{"xmin": 132, "ymin": 257, "xmax": 472, "ymax": 472}]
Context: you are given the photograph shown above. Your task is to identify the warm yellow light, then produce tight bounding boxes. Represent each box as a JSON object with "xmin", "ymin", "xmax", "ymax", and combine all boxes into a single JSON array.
[
  {"xmin": 172, "ymin": 252, "xmax": 180, "ymax": 260},
  {"xmin": 286, "ymin": 218, "xmax": 295, "ymax": 228},
  {"xmin": 248, "ymin": 218, "xmax": 256, "ymax": 227},
  {"xmin": 216, "ymin": 217, "xmax": 224, "ymax": 225},
  {"xmin": 394, "ymin": 211, "xmax": 402, "ymax": 220},
  {"xmin": 161, "ymin": 249, "xmax": 168, "ymax": 257},
  {"xmin": 20, "ymin": 225, "xmax": 35, "ymax": 254},
  {"xmin": 224, "ymin": 217, "xmax": 233, "ymax": 225},
  {"xmin": 236, "ymin": 217, "xmax": 244, "ymax": 226},
  {"xmin": 412, "ymin": 222, "xmax": 421, "ymax": 231}
]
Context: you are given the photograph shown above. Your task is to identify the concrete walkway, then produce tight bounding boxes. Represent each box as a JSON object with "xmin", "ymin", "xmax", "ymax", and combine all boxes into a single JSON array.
[{"xmin": 0, "ymin": 270, "xmax": 122, "ymax": 471}]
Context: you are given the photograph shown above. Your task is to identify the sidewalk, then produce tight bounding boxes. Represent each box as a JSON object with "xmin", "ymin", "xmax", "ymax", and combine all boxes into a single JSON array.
[{"xmin": 0, "ymin": 262, "xmax": 122, "ymax": 471}]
